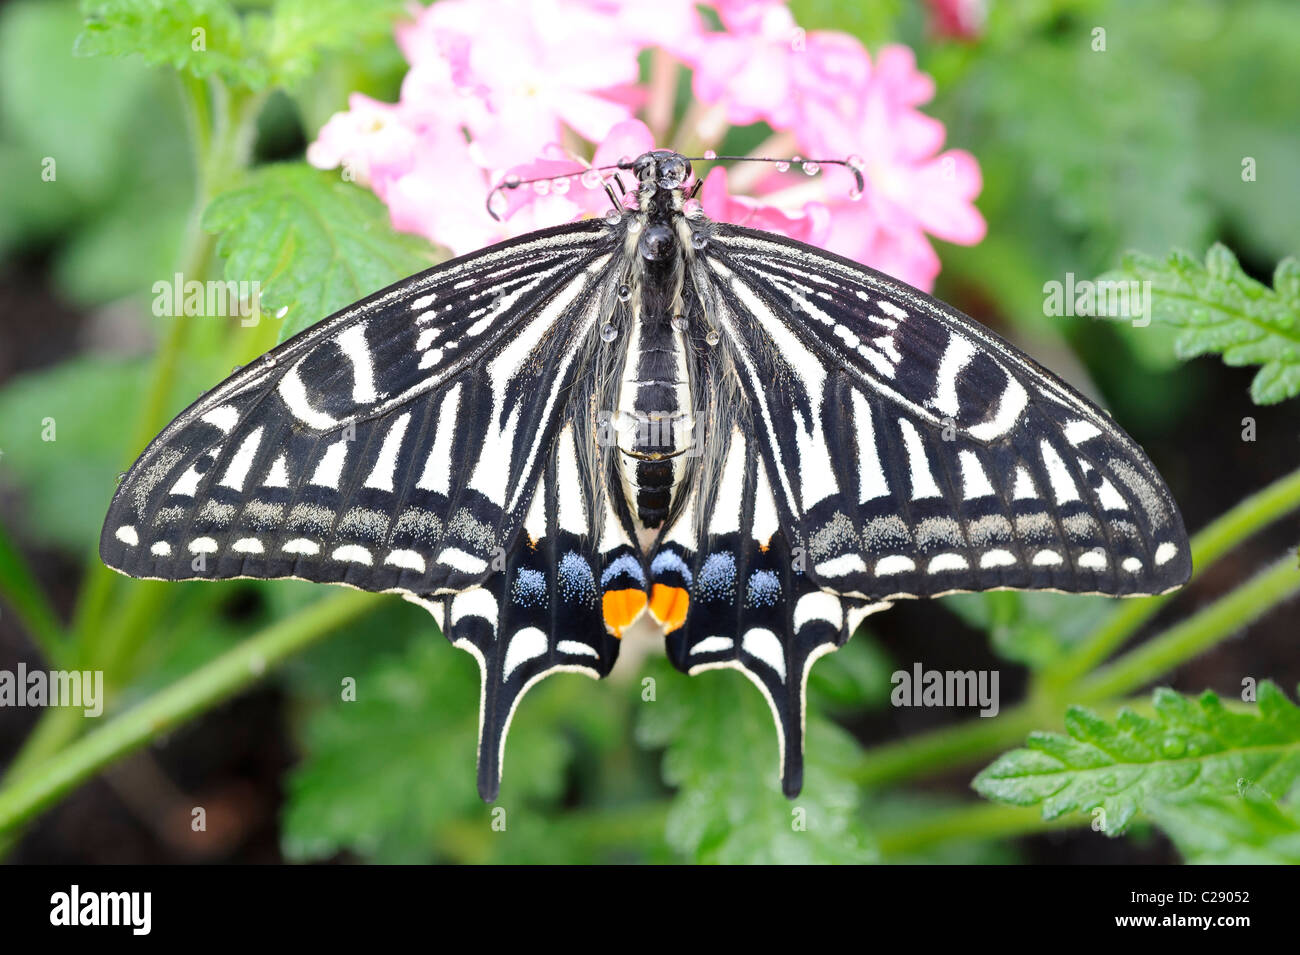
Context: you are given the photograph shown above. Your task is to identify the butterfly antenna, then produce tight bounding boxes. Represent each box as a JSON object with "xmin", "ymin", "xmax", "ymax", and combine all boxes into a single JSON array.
[
  {"xmin": 681, "ymin": 154, "xmax": 866, "ymax": 195},
  {"xmin": 486, "ymin": 163, "xmax": 627, "ymax": 221}
]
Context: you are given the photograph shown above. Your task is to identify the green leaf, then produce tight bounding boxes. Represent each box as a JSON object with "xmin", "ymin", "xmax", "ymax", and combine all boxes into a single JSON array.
[
  {"xmin": 943, "ymin": 590, "xmax": 1113, "ymax": 669},
  {"xmin": 262, "ymin": 0, "xmax": 407, "ymax": 89},
  {"xmin": 637, "ymin": 659, "xmax": 877, "ymax": 863},
  {"xmin": 1100, "ymin": 244, "xmax": 1300, "ymax": 404},
  {"xmin": 76, "ymin": 0, "xmax": 266, "ymax": 88},
  {"xmin": 974, "ymin": 683, "xmax": 1300, "ymax": 835},
  {"xmin": 201, "ymin": 163, "xmax": 435, "ymax": 340},
  {"xmin": 281, "ymin": 621, "xmax": 573, "ymax": 863},
  {"xmin": 1146, "ymin": 784, "xmax": 1300, "ymax": 865}
]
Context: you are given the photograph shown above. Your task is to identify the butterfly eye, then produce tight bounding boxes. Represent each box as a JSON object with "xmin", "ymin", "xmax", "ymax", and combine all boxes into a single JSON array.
[{"xmin": 657, "ymin": 156, "xmax": 690, "ymax": 190}]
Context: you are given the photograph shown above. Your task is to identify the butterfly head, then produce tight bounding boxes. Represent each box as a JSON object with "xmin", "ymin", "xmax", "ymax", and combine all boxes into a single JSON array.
[{"xmin": 631, "ymin": 150, "xmax": 692, "ymax": 192}]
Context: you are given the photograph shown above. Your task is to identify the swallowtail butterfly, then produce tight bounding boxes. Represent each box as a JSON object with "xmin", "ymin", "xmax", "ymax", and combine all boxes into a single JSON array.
[{"xmin": 101, "ymin": 150, "xmax": 1191, "ymax": 800}]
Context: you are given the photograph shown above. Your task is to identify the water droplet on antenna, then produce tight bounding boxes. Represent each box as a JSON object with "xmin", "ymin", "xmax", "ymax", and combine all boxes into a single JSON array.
[
  {"xmin": 703, "ymin": 149, "xmax": 717, "ymax": 160},
  {"xmin": 581, "ymin": 169, "xmax": 601, "ymax": 189},
  {"xmin": 774, "ymin": 160, "xmax": 790, "ymax": 173},
  {"xmin": 848, "ymin": 187, "xmax": 862, "ymax": 201},
  {"xmin": 552, "ymin": 176, "xmax": 570, "ymax": 195},
  {"xmin": 504, "ymin": 173, "xmax": 521, "ymax": 187},
  {"xmin": 802, "ymin": 160, "xmax": 820, "ymax": 176},
  {"xmin": 533, "ymin": 179, "xmax": 551, "ymax": 196}
]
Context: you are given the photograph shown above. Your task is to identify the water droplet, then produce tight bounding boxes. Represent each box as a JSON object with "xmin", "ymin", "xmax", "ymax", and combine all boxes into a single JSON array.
[
  {"xmin": 682, "ymin": 198, "xmax": 703, "ymax": 219},
  {"xmin": 672, "ymin": 314, "xmax": 688, "ymax": 332},
  {"xmin": 231, "ymin": 364, "xmax": 243, "ymax": 373},
  {"xmin": 552, "ymin": 176, "xmax": 570, "ymax": 195},
  {"xmin": 604, "ymin": 209, "xmax": 622, "ymax": 225},
  {"xmin": 848, "ymin": 187, "xmax": 863, "ymax": 201},
  {"xmin": 504, "ymin": 173, "xmax": 521, "ymax": 187},
  {"xmin": 533, "ymin": 179, "xmax": 551, "ymax": 196},
  {"xmin": 488, "ymin": 192, "xmax": 508, "ymax": 217},
  {"xmin": 774, "ymin": 160, "xmax": 790, "ymax": 173},
  {"xmin": 600, "ymin": 323, "xmax": 618, "ymax": 342},
  {"xmin": 802, "ymin": 160, "xmax": 821, "ymax": 176},
  {"xmin": 626, "ymin": 218, "xmax": 643, "ymax": 233},
  {"xmin": 618, "ymin": 155, "xmax": 632, "ymax": 166},
  {"xmin": 703, "ymin": 149, "xmax": 717, "ymax": 160},
  {"xmin": 116, "ymin": 471, "xmax": 127, "ymax": 484},
  {"xmin": 1098, "ymin": 773, "xmax": 1117, "ymax": 790},
  {"xmin": 581, "ymin": 169, "xmax": 601, "ymax": 189},
  {"xmin": 847, "ymin": 153, "xmax": 864, "ymax": 169},
  {"xmin": 691, "ymin": 232, "xmax": 708, "ymax": 250},
  {"xmin": 275, "ymin": 306, "xmax": 288, "ymax": 319},
  {"xmin": 617, "ymin": 284, "xmax": 632, "ymax": 302},
  {"xmin": 1236, "ymin": 777, "xmax": 1250, "ymax": 796},
  {"xmin": 1160, "ymin": 735, "xmax": 1186, "ymax": 757},
  {"xmin": 705, "ymin": 329, "xmax": 721, "ymax": 346}
]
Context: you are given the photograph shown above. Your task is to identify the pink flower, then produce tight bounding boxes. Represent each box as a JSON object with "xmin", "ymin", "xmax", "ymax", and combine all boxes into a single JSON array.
[
  {"xmin": 698, "ymin": 167, "xmax": 831, "ymax": 246},
  {"xmin": 305, "ymin": 94, "xmax": 419, "ymax": 198},
  {"xmin": 305, "ymin": 2, "xmax": 985, "ymax": 291},
  {"xmin": 793, "ymin": 45, "xmax": 985, "ymax": 290},
  {"xmin": 396, "ymin": 0, "xmax": 643, "ymax": 168},
  {"xmin": 687, "ymin": 4, "xmax": 870, "ymax": 133},
  {"xmin": 926, "ymin": 0, "xmax": 987, "ymax": 40}
]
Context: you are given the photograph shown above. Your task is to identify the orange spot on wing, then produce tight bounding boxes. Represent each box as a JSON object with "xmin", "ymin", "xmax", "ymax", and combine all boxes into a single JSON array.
[
  {"xmin": 602, "ymin": 588, "xmax": 648, "ymax": 638},
  {"xmin": 648, "ymin": 584, "xmax": 689, "ymax": 633}
]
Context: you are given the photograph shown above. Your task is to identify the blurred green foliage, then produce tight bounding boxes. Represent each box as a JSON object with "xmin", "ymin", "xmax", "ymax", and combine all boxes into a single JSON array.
[{"xmin": 0, "ymin": 0, "xmax": 1298, "ymax": 864}]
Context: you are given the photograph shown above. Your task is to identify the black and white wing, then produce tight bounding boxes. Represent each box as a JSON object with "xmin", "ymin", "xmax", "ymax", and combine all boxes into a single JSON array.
[
  {"xmin": 101, "ymin": 219, "xmax": 636, "ymax": 800},
  {"xmin": 658, "ymin": 223, "xmax": 1191, "ymax": 795},
  {"xmin": 695, "ymin": 224, "xmax": 1191, "ymax": 601}
]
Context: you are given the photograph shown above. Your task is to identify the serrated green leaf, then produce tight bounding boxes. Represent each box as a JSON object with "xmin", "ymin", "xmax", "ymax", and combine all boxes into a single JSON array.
[
  {"xmin": 636, "ymin": 659, "xmax": 876, "ymax": 863},
  {"xmin": 201, "ymin": 163, "xmax": 435, "ymax": 339},
  {"xmin": 281, "ymin": 625, "xmax": 572, "ymax": 863},
  {"xmin": 76, "ymin": 0, "xmax": 266, "ymax": 87},
  {"xmin": 1099, "ymin": 243, "xmax": 1300, "ymax": 404},
  {"xmin": 974, "ymin": 683, "xmax": 1300, "ymax": 835},
  {"xmin": 1147, "ymin": 785, "xmax": 1300, "ymax": 865}
]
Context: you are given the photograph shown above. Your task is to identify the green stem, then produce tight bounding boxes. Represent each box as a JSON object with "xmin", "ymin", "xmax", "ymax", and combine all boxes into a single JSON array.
[
  {"xmin": 1076, "ymin": 555, "xmax": 1300, "ymax": 703},
  {"xmin": 877, "ymin": 802, "xmax": 1087, "ymax": 857},
  {"xmin": 0, "ymin": 589, "xmax": 380, "ymax": 837},
  {"xmin": 851, "ymin": 705, "xmax": 1048, "ymax": 787},
  {"xmin": 1048, "ymin": 464, "xmax": 1300, "ymax": 685},
  {"xmin": 0, "ymin": 519, "xmax": 67, "ymax": 667}
]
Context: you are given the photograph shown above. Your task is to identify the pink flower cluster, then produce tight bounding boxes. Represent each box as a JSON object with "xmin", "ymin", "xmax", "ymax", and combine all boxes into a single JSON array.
[{"xmin": 307, "ymin": 0, "xmax": 985, "ymax": 291}]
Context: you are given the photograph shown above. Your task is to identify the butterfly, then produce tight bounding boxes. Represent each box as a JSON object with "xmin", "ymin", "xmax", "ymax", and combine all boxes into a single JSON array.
[{"xmin": 101, "ymin": 150, "xmax": 1191, "ymax": 801}]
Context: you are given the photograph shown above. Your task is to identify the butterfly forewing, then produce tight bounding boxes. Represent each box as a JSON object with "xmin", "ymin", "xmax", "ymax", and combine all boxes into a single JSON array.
[
  {"xmin": 696, "ymin": 225, "xmax": 1191, "ymax": 603},
  {"xmin": 101, "ymin": 221, "xmax": 617, "ymax": 595}
]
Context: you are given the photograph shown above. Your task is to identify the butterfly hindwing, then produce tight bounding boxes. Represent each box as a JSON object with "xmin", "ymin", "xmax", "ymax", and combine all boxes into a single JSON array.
[
  {"xmin": 651, "ymin": 425, "xmax": 878, "ymax": 796},
  {"xmin": 431, "ymin": 420, "xmax": 643, "ymax": 801},
  {"xmin": 695, "ymin": 225, "xmax": 1192, "ymax": 603},
  {"xmin": 101, "ymin": 221, "xmax": 618, "ymax": 596}
]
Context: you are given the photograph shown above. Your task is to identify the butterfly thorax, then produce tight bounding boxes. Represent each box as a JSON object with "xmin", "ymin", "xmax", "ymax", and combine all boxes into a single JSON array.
[{"xmin": 612, "ymin": 152, "xmax": 701, "ymax": 549}]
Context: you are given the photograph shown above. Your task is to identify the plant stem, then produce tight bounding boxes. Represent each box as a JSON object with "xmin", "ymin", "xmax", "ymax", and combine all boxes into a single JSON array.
[
  {"xmin": 1048, "ymin": 464, "xmax": 1300, "ymax": 685},
  {"xmin": 851, "ymin": 705, "xmax": 1048, "ymax": 787},
  {"xmin": 1076, "ymin": 555, "xmax": 1300, "ymax": 703},
  {"xmin": 877, "ymin": 802, "xmax": 1087, "ymax": 857},
  {"xmin": 0, "ymin": 589, "xmax": 380, "ymax": 839},
  {"xmin": 0, "ymin": 519, "xmax": 67, "ymax": 667}
]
